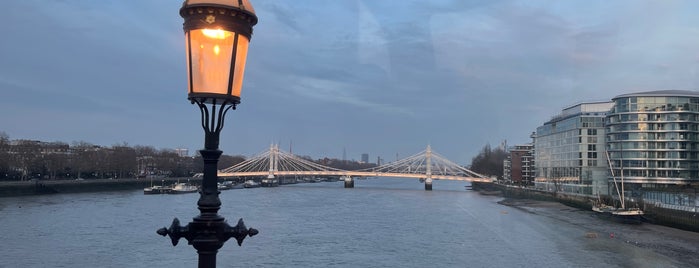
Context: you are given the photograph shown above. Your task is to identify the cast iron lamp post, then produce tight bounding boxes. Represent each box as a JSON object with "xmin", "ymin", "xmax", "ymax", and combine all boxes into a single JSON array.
[{"xmin": 157, "ymin": 1, "xmax": 258, "ymax": 267}]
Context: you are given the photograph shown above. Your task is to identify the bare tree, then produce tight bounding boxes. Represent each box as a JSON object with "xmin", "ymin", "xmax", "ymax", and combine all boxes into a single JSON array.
[
  {"xmin": 0, "ymin": 132, "xmax": 10, "ymax": 179},
  {"xmin": 111, "ymin": 144, "xmax": 137, "ymax": 179},
  {"xmin": 469, "ymin": 144, "xmax": 508, "ymax": 178}
]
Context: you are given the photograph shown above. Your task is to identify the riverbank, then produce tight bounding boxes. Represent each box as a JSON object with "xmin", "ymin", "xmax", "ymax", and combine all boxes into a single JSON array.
[
  {"xmin": 499, "ymin": 198, "xmax": 699, "ymax": 267},
  {"xmin": 0, "ymin": 178, "xmax": 202, "ymax": 197},
  {"xmin": 472, "ymin": 182, "xmax": 699, "ymax": 233}
]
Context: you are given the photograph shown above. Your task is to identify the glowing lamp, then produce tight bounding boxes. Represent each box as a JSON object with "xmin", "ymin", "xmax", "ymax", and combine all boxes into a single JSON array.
[{"xmin": 180, "ymin": 0, "xmax": 258, "ymax": 105}]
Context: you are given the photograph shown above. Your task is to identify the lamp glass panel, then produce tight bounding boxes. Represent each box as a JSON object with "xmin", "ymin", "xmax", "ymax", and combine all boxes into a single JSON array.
[
  {"xmin": 187, "ymin": 28, "xmax": 235, "ymax": 97},
  {"xmin": 231, "ymin": 35, "xmax": 250, "ymax": 98}
]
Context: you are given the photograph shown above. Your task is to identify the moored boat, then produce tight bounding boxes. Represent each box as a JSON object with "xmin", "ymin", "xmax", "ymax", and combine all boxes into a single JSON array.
[
  {"xmin": 144, "ymin": 185, "xmax": 169, "ymax": 195},
  {"xmin": 144, "ymin": 179, "xmax": 172, "ymax": 195},
  {"xmin": 218, "ymin": 181, "xmax": 234, "ymax": 190},
  {"xmin": 169, "ymin": 182, "xmax": 198, "ymax": 194},
  {"xmin": 230, "ymin": 183, "xmax": 245, "ymax": 189},
  {"xmin": 594, "ymin": 151, "xmax": 644, "ymax": 223},
  {"xmin": 261, "ymin": 178, "xmax": 279, "ymax": 187},
  {"xmin": 591, "ymin": 201, "xmax": 643, "ymax": 224},
  {"xmin": 244, "ymin": 180, "xmax": 260, "ymax": 188}
]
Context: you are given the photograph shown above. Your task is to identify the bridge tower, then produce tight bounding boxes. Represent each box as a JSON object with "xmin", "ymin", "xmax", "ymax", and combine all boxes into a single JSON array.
[
  {"xmin": 268, "ymin": 144, "xmax": 276, "ymax": 179},
  {"xmin": 425, "ymin": 145, "xmax": 433, "ymax": 191},
  {"xmin": 262, "ymin": 144, "xmax": 278, "ymax": 186},
  {"xmin": 343, "ymin": 175, "xmax": 354, "ymax": 188}
]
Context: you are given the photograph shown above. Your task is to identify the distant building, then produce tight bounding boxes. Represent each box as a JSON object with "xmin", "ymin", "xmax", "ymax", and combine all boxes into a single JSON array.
[
  {"xmin": 8, "ymin": 140, "xmax": 70, "ymax": 155},
  {"xmin": 361, "ymin": 153, "xmax": 369, "ymax": 163},
  {"xmin": 534, "ymin": 101, "xmax": 613, "ymax": 195},
  {"xmin": 503, "ymin": 144, "xmax": 534, "ymax": 186},
  {"xmin": 175, "ymin": 148, "xmax": 189, "ymax": 157},
  {"xmin": 377, "ymin": 156, "xmax": 383, "ymax": 166}
]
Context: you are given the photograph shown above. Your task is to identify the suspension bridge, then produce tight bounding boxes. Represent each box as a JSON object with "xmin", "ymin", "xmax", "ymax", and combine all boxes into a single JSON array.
[{"xmin": 215, "ymin": 144, "xmax": 492, "ymax": 190}]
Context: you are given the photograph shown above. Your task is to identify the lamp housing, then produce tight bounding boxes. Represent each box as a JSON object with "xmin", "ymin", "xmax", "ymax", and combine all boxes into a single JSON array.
[{"xmin": 180, "ymin": 0, "xmax": 258, "ymax": 105}]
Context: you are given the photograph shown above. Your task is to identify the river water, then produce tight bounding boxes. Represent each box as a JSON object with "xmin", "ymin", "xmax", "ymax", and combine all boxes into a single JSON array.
[{"xmin": 1, "ymin": 178, "xmax": 697, "ymax": 268}]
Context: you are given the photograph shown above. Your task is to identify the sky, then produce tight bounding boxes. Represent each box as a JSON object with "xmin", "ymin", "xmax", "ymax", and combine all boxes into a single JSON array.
[{"xmin": 2, "ymin": 0, "xmax": 699, "ymax": 165}]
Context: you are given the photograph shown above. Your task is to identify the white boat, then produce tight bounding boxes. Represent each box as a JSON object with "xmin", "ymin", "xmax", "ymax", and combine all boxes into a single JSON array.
[
  {"xmin": 144, "ymin": 185, "xmax": 170, "ymax": 194},
  {"xmin": 218, "ymin": 181, "xmax": 234, "ymax": 190},
  {"xmin": 244, "ymin": 180, "xmax": 260, "ymax": 188},
  {"xmin": 261, "ymin": 175, "xmax": 279, "ymax": 187},
  {"xmin": 219, "ymin": 181, "xmax": 244, "ymax": 190},
  {"xmin": 144, "ymin": 179, "xmax": 171, "ymax": 194},
  {"xmin": 591, "ymin": 201, "xmax": 644, "ymax": 223},
  {"xmin": 169, "ymin": 182, "xmax": 198, "ymax": 194}
]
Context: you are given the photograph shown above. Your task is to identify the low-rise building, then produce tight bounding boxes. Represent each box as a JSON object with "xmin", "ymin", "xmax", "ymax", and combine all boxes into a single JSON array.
[{"xmin": 503, "ymin": 144, "xmax": 535, "ymax": 186}]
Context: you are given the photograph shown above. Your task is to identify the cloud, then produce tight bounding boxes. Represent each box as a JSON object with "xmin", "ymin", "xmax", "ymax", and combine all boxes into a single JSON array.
[
  {"xmin": 357, "ymin": 0, "xmax": 391, "ymax": 73},
  {"xmin": 289, "ymin": 76, "xmax": 412, "ymax": 116},
  {"xmin": 4, "ymin": 0, "xmax": 699, "ymax": 163}
]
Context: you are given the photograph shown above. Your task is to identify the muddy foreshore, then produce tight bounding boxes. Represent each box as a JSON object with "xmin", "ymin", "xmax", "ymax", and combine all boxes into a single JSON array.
[{"xmin": 499, "ymin": 198, "xmax": 699, "ymax": 267}]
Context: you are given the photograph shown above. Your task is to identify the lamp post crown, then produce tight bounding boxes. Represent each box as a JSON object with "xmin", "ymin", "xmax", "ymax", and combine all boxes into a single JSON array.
[
  {"xmin": 183, "ymin": 0, "xmax": 255, "ymax": 11},
  {"xmin": 181, "ymin": 0, "xmax": 258, "ymax": 27}
]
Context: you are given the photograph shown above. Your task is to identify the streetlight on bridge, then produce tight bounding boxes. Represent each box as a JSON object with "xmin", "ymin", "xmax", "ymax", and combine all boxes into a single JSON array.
[{"xmin": 157, "ymin": 0, "xmax": 259, "ymax": 267}]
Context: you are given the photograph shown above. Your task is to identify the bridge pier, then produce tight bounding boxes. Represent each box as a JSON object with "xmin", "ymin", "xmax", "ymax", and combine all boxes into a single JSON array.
[
  {"xmin": 343, "ymin": 176, "xmax": 354, "ymax": 188},
  {"xmin": 424, "ymin": 178, "xmax": 432, "ymax": 191}
]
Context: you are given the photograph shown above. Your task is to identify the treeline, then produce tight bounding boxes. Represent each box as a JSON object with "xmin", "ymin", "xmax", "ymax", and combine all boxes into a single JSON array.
[
  {"xmin": 0, "ymin": 132, "xmax": 376, "ymax": 181},
  {"xmin": 469, "ymin": 144, "xmax": 507, "ymax": 179},
  {"xmin": 0, "ymin": 132, "xmax": 244, "ymax": 181},
  {"xmin": 312, "ymin": 157, "xmax": 377, "ymax": 170}
]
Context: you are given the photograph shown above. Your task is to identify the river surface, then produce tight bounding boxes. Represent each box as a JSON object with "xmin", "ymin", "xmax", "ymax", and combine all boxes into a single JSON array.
[{"xmin": 1, "ymin": 178, "xmax": 697, "ymax": 268}]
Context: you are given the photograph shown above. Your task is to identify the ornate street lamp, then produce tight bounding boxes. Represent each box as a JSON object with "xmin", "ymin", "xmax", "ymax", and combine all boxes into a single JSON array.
[{"xmin": 157, "ymin": 1, "xmax": 259, "ymax": 267}]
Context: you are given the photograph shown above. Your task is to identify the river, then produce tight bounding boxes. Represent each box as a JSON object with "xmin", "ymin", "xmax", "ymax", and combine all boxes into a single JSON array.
[{"xmin": 1, "ymin": 178, "xmax": 697, "ymax": 267}]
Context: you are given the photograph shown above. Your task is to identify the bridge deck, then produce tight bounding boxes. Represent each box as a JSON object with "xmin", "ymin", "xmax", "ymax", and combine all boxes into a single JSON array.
[{"xmin": 218, "ymin": 171, "xmax": 492, "ymax": 182}]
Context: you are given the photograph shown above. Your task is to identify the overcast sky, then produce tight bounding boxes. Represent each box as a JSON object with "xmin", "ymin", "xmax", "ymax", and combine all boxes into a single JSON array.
[{"xmin": 2, "ymin": 0, "xmax": 699, "ymax": 164}]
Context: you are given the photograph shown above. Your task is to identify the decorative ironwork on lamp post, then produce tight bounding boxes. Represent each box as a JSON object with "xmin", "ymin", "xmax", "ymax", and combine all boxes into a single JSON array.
[{"xmin": 157, "ymin": 1, "xmax": 259, "ymax": 267}]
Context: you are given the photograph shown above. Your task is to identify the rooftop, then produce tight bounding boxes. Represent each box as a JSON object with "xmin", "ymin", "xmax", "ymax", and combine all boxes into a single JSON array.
[{"xmin": 613, "ymin": 90, "xmax": 699, "ymax": 99}]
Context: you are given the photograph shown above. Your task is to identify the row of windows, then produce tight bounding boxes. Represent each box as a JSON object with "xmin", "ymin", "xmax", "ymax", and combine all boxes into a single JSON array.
[
  {"xmin": 539, "ymin": 167, "xmax": 581, "ymax": 178},
  {"xmin": 608, "ymin": 112, "xmax": 699, "ymax": 123},
  {"xmin": 644, "ymin": 191, "xmax": 695, "ymax": 206},
  {"xmin": 536, "ymin": 128, "xmax": 601, "ymax": 141},
  {"xmin": 536, "ymin": 129, "xmax": 602, "ymax": 147},
  {"xmin": 608, "ymin": 151, "xmax": 698, "ymax": 160},
  {"xmin": 608, "ymin": 122, "xmax": 697, "ymax": 132},
  {"xmin": 539, "ymin": 116, "xmax": 606, "ymax": 136},
  {"xmin": 608, "ymin": 132, "xmax": 699, "ymax": 141},
  {"xmin": 617, "ymin": 96, "xmax": 699, "ymax": 105},
  {"xmin": 538, "ymin": 160, "xmax": 583, "ymax": 168},
  {"xmin": 615, "ymin": 96, "xmax": 699, "ymax": 113},
  {"xmin": 610, "ymin": 159, "xmax": 699, "ymax": 168},
  {"xmin": 608, "ymin": 141, "xmax": 698, "ymax": 150},
  {"xmin": 580, "ymin": 116, "xmax": 605, "ymax": 128},
  {"xmin": 617, "ymin": 169, "xmax": 697, "ymax": 178}
]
